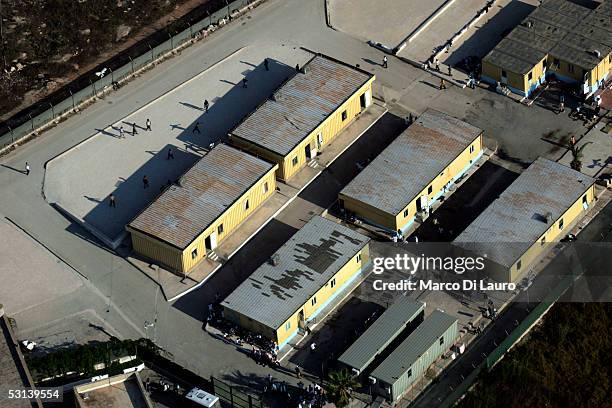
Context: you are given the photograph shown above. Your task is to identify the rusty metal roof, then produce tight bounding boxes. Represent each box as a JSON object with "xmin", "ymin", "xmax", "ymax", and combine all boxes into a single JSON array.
[
  {"xmin": 340, "ymin": 109, "xmax": 482, "ymax": 216},
  {"xmin": 454, "ymin": 158, "xmax": 596, "ymax": 269},
  {"xmin": 128, "ymin": 144, "xmax": 275, "ymax": 249},
  {"xmin": 230, "ymin": 55, "xmax": 373, "ymax": 157},
  {"xmin": 222, "ymin": 216, "xmax": 370, "ymax": 330}
]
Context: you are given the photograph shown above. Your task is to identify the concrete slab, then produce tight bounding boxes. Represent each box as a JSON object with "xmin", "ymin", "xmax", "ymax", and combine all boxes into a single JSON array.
[
  {"xmin": 330, "ymin": 0, "xmax": 447, "ymax": 48},
  {"xmin": 43, "ymin": 45, "xmax": 313, "ymax": 247},
  {"xmin": 0, "ymin": 216, "xmax": 83, "ymax": 315}
]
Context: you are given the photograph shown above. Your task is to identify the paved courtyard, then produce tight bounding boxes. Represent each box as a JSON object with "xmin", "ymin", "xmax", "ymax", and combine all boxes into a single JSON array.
[
  {"xmin": 44, "ymin": 45, "xmax": 312, "ymax": 247},
  {"xmin": 330, "ymin": 0, "xmax": 447, "ymax": 48}
]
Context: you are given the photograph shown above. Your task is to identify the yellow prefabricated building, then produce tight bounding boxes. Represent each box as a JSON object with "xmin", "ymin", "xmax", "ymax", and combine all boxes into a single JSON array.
[
  {"xmin": 229, "ymin": 54, "xmax": 375, "ymax": 181},
  {"xmin": 454, "ymin": 157, "xmax": 596, "ymax": 283},
  {"xmin": 222, "ymin": 216, "xmax": 370, "ymax": 346},
  {"xmin": 481, "ymin": 0, "xmax": 612, "ymax": 97},
  {"xmin": 126, "ymin": 144, "xmax": 277, "ymax": 274},
  {"xmin": 339, "ymin": 109, "xmax": 484, "ymax": 235}
]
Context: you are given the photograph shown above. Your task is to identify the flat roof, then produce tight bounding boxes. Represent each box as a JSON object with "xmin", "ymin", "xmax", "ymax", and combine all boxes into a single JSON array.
[
  {"xmin": 128, "ymin": 144, "xmax": 275, "ymax": 249},
  {"xmin": 454, "ymin": 158, "xmax": 596, "ymax": 268},
  {"xmin": 0, "ymin": 313, "xmax": 40, "ymax": 408},
  {"xmin": 230, "ymin": 55, "xmax": 373, "ymax": 157},
  {"xmin": 222, "ymin": 216, "xmax": 370, "ymax": 330},
  {"xmin": 340, "ymin": 109, "xmax": 482, "ymax": 216},
  {"xmin": 370, "ymin": 310, "xmax": 458, "ymax": 385},
  {"xmin": 483, "ymin": 0, "xmax": 612, "ymax": 72},
  {"xmin": 338, "ymin": 297, "xmax": 424, "ymax": 373}
]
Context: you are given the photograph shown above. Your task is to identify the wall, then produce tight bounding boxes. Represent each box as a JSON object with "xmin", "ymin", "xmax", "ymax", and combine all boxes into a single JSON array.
[
  {"xmin": 230, "ymin": 77, "xmax": 374, "ymax": 181},
  {"xmin": 481, "ymin": 61, "xmax": 528, "ymax": 93},
  {"xmin": 507, "ymin": 183, "xmax": 595, "ymax": 282},
  {"xmin": 339, "ymin": 195, "xmax": 397, "ymax": 231},
  {"xmin": 128, "ymin": 166, "xmax": 277, "ymax": 274},
  {"xmin": 272, "ymin": 245, "xmax": 370, "ymax": 345}
]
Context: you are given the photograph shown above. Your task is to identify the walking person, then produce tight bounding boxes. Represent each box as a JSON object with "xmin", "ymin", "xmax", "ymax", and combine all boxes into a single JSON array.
[
  {"xmin": 295, "ymin": 366, "xmax": 302, "ymax": 379},
  {"xmin": 440, "ymin": 78, "xmax": 447, "ymax": 90},
  {"xmin": 143, "ymin": 175, "xmax": 149, "ymax": 189},
  {"xmin": 448, "ymin": 65, "xmax": 452, "ymax": 76},
  {"xmin": 264, "ymin": 58, "xmax": 269, "ymax": 71},
  {"xmin": 119, "ymin": 126, "xmax": 124, "ymax": 138},
  {"xmin": 109, "ymin": 194, "xmax": 117, "ymax": 208},
  {"xmin": 193, "ymin": 121, "xmax": 201, "ymax": 134},
  {"xmin": 435, "ymin": 58, "xmax": 440, "ymax": 72},
  {"xmin": 25, "ymin": 162, "xmax": 30, "ymax": 176},
  {"xmin": 167, "ymin": 147, "xmax": 175, "ymax": 160},
  {"xmin": 203, "ymin": 99, "xmax": 209, "ymax": 113},
  {"xmin": 146, "ymin": 118, "xmax": 151, "ymax": 131},
  {"xmin": 242, "ymin": 78, "xmax": 248, "ymax": 88},
  {"xmin": 132, "ymin": 122, "xmax": 137, "ymax": 135},
  {"xmin": 559, "ymin": 94, "xmax": 565, "ymax": 114},
  {"xmin": 296, "ymin": 63, "xmax": 300, "ymax": 72},
  {"xmin": 382, "ymin": 55, "xmax": 388, "ymax": 69}
]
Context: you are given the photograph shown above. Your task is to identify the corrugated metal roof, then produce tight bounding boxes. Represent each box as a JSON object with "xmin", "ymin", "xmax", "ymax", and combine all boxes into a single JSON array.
[
  {"xmin": 370, "ymin": 310, "xmax": 457, "ymax": 385},
  {"xmin": 483, "ymin": 0, "xmax": 612, "ymax": 72},
  {"xmin": 338, "ymin": 297, "xmax": 424, "ymax": 373},
  {"xmin": 128, "ymin": 144, "xmax": 275, "ymax": 249},
  {"xmin": 222, "ymin": 216, "xmax": 370, "ymax": 330},
  {"xmin": 230, "ymin": 55, "xmax": 373, "ymax": 157},
  {"xmin": 340, "ymin": 109, "xmax": 482, "ymax": 216},
  {"xmin": 454, "ymin": 158, "xmax": 596, "ymax": 268}
]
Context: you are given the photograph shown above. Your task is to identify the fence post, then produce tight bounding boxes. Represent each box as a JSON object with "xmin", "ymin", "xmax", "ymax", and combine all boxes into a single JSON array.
[
  {"xmin": 226, "ymin": 0, "xmax": 230, "ymax": 19},
  {"xmin": 8, "ymin": 125, "xmax": 13, "ymax": 143},
  {"xmin": 188, "ymin": 22, "xmax": 193, "ymax": 38},
  {"xmin": 129, "ymin": 56, "xmax": 134, "ymax": 73},
  {"xmin": 49, "ymin": 103, "xmax": 54, "ymax": 119},
  {"xmin": 248, "ymin": 394, "xmax": 252, "ymax": 408},
  {"xmin": 169, "ymin": 32, "xmax": 173, "ymax": 49},
  {"xmin": 230, "ymin": 386, "xmax": 234, "ymax": 406},
  {"xmin": 208, "ymin": 10, "xmax": 211, "ymax": 26},
  {"xmin": 149, "ymin": 43, "xmax": 154, "ymax": 62},
  {"xmin": 70, "ymin": 89, "xmax": 75, "ymax": 108},
  {"xmin": 29, "ymin": 113, "xmax": 33, "ymax": 131}
]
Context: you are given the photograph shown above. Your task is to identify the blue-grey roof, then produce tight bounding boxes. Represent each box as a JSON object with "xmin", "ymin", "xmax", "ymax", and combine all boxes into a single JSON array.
[
  {"xmin": 339, "ymin": 109, "xmax": 482, "ymax": 216},
  {"xmin": 222, "ymin": 216, "xmax": 370, "ymax": 330},
  {"xmin": 338, "ymin": 297, "xmax": 424, "ymax": 373},
  {"xmin": 454, "ymin": 158, "xmax": 596, "ymax": 268},
  {"xmin": 230, "ymin": 55, "xmax": 373, "ymax": 157},
  {"xmin": 370, "ymin": 310, "xmax": 458, "ymax": 385},
  {"xmin": 128, "ymin": 144, "xmax": 276, "ymax": 249}
]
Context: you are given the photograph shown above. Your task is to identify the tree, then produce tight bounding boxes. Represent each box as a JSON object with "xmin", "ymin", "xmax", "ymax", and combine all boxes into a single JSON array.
[
  {"xmin": 568, "ymin": 140, "xmax": 592, "ymax": 172},
  {"xmin": 326, "ymin": 368, "xmax": 359, "ymax": 408}
]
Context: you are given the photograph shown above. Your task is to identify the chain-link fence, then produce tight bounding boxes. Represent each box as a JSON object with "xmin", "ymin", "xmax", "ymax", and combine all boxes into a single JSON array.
[{"xmin": 0, "ymin": 0, "xmax": 257, "ymax": 152}]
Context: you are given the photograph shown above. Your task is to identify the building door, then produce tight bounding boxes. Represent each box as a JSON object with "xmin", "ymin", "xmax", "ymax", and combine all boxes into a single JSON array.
[
  {"xmin": 501, "ymin": 70, "xmax": 508, "ymax": 85},
  {"xmin": 317, "ymin": 133, "xmax": 323, "ymax": 150},
  {"xmin": 305, "ymin": 143, "xmax": 312, "ymax": 160},
  {"xmin": 416, "ymin": 196, "xmax": 427, "ymax": 213},
  {"xmin": 298, "ymin": 309, "xmax": 305, "ymax": 329},
  {"xmin": 205, "ymin": 231, "xmax": 217, "ymax": 251},
  {"xmin": 360, "ymin": 89, "xmax": 372, "ymax": 110}
]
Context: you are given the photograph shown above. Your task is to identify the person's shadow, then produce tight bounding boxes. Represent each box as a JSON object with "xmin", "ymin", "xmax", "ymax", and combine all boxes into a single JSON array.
[{"xmin": 1, "ymin": 164, "xmax": 27, "ymax": 174}]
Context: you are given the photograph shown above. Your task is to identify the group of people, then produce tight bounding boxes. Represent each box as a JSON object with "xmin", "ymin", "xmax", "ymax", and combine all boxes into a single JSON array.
[{"xmin": 266, "ymin": 375, "xmax": 327, "ymax": 408}]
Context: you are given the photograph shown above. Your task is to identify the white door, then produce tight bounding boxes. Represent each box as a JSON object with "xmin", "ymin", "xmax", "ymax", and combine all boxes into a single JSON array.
[
  {"xmin": 365, "ymin": 88, "xmax": 372, "ymax": 107},
  {"xmin": 317, "ymin": 132, "xmax": 323, "ymax": 149}
]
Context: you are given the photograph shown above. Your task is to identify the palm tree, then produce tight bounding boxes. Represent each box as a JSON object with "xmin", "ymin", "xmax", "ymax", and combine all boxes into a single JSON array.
[
  {"xmin": 327, "ymin": 368, "xmax": 360, "ymax": 408},
  {"xmin": 568, "ymin": 140, "xmax": 592, "ymax": 172}
]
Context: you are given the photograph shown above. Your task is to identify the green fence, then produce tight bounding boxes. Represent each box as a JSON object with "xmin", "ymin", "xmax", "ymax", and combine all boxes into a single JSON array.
[
  {"xmin": 0, "ymin": 0, "xmax": 256, "ymax": 151},
  {"xmin": 212, "ymin": 377, "xmax": 264, "ymax": 408}
]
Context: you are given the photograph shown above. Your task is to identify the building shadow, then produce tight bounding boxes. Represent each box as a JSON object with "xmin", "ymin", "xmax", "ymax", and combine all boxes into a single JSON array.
[
  {"xmin": 299, "ymin": 112, "xmax": 406, "ymax": 209},
  {"xmin": 443, "ymin": 1, "xmax": 537, "ymax": 68},
  {"xmin": 172, "ymin": 218, "xmax": 299, "ymax": 321}
]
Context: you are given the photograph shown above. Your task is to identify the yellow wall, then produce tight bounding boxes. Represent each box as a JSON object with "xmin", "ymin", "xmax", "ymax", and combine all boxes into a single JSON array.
[
  {"xmin": 482, "ymin": 61, "xmax": 527, "ymax": 92},
  {"xmin": 225, "ymin": 245, "xmax": 370, "ymax": 344},
  {"xmin": 128, "ymin": 166, "xmax": 278, "ymax": 274},
  {"xmin": 505, "ymin": 184, "xmax": 595, "ymax": 282},
  {"xmin": 586, "ymin": 53, "xmax": 612, "ymax": 87},
  {"xmin": 231, "ymin": 78, "xmax": 375, "ymax": 181},
  {"xmin": 341, "ymin": 135, "xmax": 483, "ymax": 233}
]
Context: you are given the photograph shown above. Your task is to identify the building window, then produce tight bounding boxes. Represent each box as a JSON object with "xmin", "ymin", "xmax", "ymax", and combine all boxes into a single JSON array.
[
  {"xmin": 285, "ymin": 322, "xmax": 291, "ymax": 331},
  {"xmin": 559, "ymin": 218, "xmax": 564, "ymax": 230},
  {"xmin": 568, "ymin": 64, "xmax": 574, "ymax": 73},
  {"xmin": 427, "ymin": 185, "xmax": 433, "ymax": 195},
  {"xmin": 311, "ymin": 297, "xmax": 317, "ymax": 306},
  {"xmin": 263, "ymin": 182, "xmax": 269, "ymax": 194},
  {"xmin": 501, "ymin": 70, "xmax": 507, "ymax": 77},
  {"xmin": 407, "ymin": 369, "xmax": 412, "ymax": 378},
  {"xmin": 330, "ymin": 278, "xmax": 336, "ymax": 288},
  {"xmin": 341, "ymin": 110, "xmax": 348, "ymax": 121},
  {"xmin": 439, "ymin": 336, "xmax": 444, "ymax": 345},
  {"xmin": 218, "ymin": 224, "xmax": 224, "ymax": 235},
  {"xmin": 469, "ymin": 145, "xmax": 475, "ymax": 153},
  {"xmin": 357, "ymin": 254, "xmax": 362, "ymax": 263},
  {"xmin": 517, "ymin": 259, "xmax": 522, "ymax": 270},
  {"xmin": 527, "ymin": 71, "xmax": 533, "ymax": 81},
  {"xmin": 191, "ymin": 248, "xmax": 198, "ymax": 259},
  {"xmin": 541, "ymin": 236, "xmax": 546, "ymax": 246},
  {"xmin": 292, "ymin": 156, "xmax": 298, "ymax": 166},
  {"xmin": 404, "ymin": 209, "xmax": 409, "ymax": 217},
  {"xmin": 244, "ymin": 199, "xmax": 250, "ymax": 211},
  {"xmin": 582, "ymin": 195, "xmax": 587, "ymax": 204}
]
